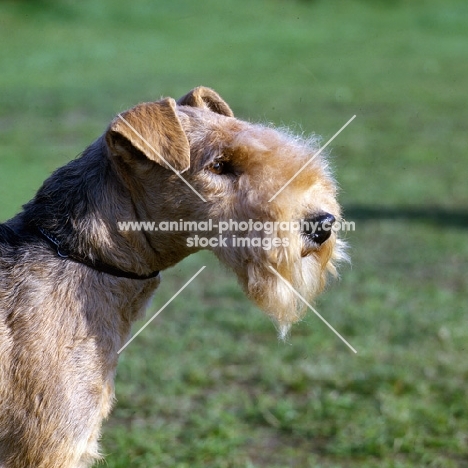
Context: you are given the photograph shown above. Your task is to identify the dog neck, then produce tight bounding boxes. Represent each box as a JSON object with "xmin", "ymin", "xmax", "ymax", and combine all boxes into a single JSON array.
[
  {"xmin": 36, "ymin": 225, "xmax": 160, "ymax": 281},
  {"xmin": 15, "ymin": 136, "xmax": 167, "ymax": 276}
]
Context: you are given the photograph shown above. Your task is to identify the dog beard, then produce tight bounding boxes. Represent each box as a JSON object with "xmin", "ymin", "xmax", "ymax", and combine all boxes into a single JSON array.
[{"xmin": 213, "ymin": 230, "xmax": 342, "ymax": 339}]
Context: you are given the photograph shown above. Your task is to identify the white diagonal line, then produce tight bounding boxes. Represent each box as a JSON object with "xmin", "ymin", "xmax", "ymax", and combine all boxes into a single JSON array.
[
  {"xmin": 117, "ymin": 266, "xmax": 206, "ymax": 354},
  {"xmin": 268, "ymin": 266, "xmax": 357, "ymax": 353},
  {"xmin": 117, "ymin": 114, "xmax": 207, "ymax": 202},
  {"xmin": 268, "ymin": 115, "xmax": 356, "ymax": 202}
]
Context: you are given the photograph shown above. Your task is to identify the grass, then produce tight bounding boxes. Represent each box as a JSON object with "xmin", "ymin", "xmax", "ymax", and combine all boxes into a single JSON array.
[{"xmin": 1, "ymin": 0, "xmax": 467, "ymax": 466}]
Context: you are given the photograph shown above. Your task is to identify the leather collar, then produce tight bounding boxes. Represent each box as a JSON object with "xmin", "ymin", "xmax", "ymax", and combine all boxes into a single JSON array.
[{"xmin": 37, "ymin": 226, "xmax": 159, "ymax": 280}]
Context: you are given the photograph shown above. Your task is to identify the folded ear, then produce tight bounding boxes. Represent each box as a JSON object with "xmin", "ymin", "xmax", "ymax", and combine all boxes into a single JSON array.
[
  {"xmin": 177, "ymin": 86, "xmax": 234, "ymax": 117},
  {"xmin": 106, "ymin": 97, "xmax": 190, "ymax": 173}
]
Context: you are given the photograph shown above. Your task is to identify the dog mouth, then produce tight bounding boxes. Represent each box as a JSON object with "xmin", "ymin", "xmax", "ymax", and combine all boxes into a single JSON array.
[{"xmin": 301, "ymin": 213, "xmax": 336, "ymax": 247}]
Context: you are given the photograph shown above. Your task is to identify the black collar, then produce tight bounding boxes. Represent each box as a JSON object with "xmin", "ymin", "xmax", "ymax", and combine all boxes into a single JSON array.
[{"xmin": 36, "ymin": 226, "xmax": 160, "ymax": 280}]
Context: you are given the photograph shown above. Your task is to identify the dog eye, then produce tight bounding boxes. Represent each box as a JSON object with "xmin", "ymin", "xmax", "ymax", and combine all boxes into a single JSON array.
[{"xmin": 208, "ymin": 161, "xmax": 227, "ymax": 175}]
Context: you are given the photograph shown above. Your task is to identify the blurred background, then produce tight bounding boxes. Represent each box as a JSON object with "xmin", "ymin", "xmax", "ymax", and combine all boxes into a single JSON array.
[{"xmin": 1, "ymin": 1, "xmax": 467, "ymax": 466}]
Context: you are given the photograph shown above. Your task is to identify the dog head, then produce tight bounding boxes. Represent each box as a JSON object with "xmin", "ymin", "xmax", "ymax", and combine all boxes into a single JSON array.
[{"xmin": 106, "ymin": 87, "xmax": 347, "ymax": 336}]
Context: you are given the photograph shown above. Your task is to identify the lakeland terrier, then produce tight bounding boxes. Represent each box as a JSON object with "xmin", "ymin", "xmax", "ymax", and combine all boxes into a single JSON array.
[{"xmin": 0, "ymin": 87, "xmax": 346, "ymax": 467}]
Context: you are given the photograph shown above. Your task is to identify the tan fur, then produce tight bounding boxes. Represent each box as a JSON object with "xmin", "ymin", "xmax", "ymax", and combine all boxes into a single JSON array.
[{"xmin": 0, "ymin": 87, "xmax": 346, "ymax": 466}]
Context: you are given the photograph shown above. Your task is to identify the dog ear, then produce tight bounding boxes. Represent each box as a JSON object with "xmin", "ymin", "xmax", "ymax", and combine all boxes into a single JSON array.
[
  {"xmin": 106, "ymin": 98, "xmax": 190, "ymax": 173},
  {"xmin": 177, "ymin": 86, "xmax": 234, "ymax": 117}
]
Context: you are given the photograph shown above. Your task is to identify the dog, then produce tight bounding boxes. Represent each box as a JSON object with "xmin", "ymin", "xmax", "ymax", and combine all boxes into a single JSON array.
[{"xmin": 0, "ymin": 87, "xmax": 346, "ymax": 467}]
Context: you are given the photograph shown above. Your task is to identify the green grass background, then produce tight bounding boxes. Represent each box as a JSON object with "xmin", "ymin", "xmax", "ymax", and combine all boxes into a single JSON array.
[{"xmin": 1, "ymin": 0, "xmax": 467, "ymax": 466}]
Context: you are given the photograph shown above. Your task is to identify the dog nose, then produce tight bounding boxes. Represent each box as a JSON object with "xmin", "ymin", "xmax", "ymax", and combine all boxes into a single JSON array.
[{"xmin": 303, "ymin": 213, "xmax": 336, "ymax": 245}]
